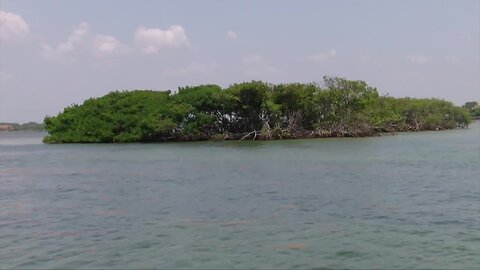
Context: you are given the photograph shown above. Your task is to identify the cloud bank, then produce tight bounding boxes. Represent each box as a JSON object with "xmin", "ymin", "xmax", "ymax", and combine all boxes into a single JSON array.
[
  {"xmin": 309, "ymin": 49, "xmax": 337, "ymax": 62},
  {"xmin": 226, "ymin": 30, "xmax": 238, "ymax": 40},
  {"xmin": 134, "ymin": 25, "xmax": 189, "ymax": 54},
  {"xmin": 93, "ymin": 35, "xmax": 129, "ymax": 56},
  {"xmin": 0, "ymin": 10, "xmax": 29, "ymax": 42},
  {"xmin": 42, "ymin": 22, "xmax": 89, "ymax": 60},
  {"xmin": 40, "ymin": 23, "xmax": 191, "ymax": 60}
]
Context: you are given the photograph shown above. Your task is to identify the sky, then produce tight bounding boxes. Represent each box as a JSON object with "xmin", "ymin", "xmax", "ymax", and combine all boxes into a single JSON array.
[{"xmin": 0, "ymin": 0, "xmax": 479, "ymax": 123}]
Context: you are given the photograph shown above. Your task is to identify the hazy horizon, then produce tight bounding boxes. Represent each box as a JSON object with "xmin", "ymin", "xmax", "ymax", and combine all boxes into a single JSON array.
[{"xmin": 1, "ymin": 0, "xmax": 479, "ymax": 123}]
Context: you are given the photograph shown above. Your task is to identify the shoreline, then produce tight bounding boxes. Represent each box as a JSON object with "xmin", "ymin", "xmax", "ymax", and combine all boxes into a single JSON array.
[{"xmin": 42, "ymin": 125, "xmax": 473, "ymax": 144}]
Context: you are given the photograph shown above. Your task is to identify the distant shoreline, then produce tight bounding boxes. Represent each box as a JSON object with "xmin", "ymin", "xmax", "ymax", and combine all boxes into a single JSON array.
[{"xmin": 0, "ymin": 122, "xmax": 44, "ymax": 132}]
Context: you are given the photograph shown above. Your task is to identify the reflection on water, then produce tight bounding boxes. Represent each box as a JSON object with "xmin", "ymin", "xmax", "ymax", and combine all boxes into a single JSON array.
[
  {"xmin": 0, "ymin": 131, "xmax": 46, "ymax": 145},
  {"xmin": 0, "ymin": 122, "xmax": 479, "ymax": 268}
]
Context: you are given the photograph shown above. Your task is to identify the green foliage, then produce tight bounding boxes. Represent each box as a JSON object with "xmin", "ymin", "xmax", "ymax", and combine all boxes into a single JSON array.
[
  {"xmin": 463, "ymin": 101, "xmax": 478, "ymax": 111},
  {"xmin": 463, "ymin": 101, "xmax": 480, "ymax": 118},
  {"xmin": 472, "ymin": 107, "xmax": 480, "ymax": 118},
  {"xmin": 43, "ymin": 78, "xmax": 473, "ymax": 143},
  {"xmin": 223, "ymin": 81, "xmax": 270, "ymax": 132}
]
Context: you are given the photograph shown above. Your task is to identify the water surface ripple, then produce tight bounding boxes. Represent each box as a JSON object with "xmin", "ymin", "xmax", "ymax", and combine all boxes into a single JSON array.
[{"xmin": 1, "ymin": 124, "xmax": 479, "ymax": 268}]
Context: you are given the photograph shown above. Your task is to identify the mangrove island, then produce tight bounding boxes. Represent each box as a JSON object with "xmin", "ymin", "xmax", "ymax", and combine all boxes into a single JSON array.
[{"xmin": 43, "ymin": 77, "xmax": 472, "ymax": 143}]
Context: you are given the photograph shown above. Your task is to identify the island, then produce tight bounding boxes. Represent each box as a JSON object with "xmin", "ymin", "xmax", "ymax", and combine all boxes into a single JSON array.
[{"xmin": 42, "ymin": 77, "xmax": 472, "ymax": 143}]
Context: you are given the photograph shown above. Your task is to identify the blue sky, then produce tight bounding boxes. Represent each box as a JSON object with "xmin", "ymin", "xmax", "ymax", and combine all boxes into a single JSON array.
[{"xmin": 1, "ymin": 0, "xmax": 479, "ymax": 122}]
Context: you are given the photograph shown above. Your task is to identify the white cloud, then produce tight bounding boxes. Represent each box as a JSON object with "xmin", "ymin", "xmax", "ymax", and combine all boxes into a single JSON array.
[
  {"xmin": 41, "ymin": 22, "xmax": 189, "ymax": 60},
  {"xmin": 134, "ymin": 25, "xmax": 189, "ymax": 54},
  {"xmin": 242, "ymin": 53, "xmax": 277, "ymax": 77},
  {"xmin": 93, "ymin": 35, "xmax": 129, "ymax": 56},
  {"xmin": 42, "ymin": 22, "xmax": 89, "ymax": 59},
  {"xmin": 309, "ymin": 49, "xmax": 337, "ymax": 62},
  {"xmin": 407, "ymin": 54, "xmax": 429, "ymax": 64},
  {"xmin": 0, "ymin": 10, "xmax": 29, "ymax": 42},
  {"xmin": 226, "ymin": 30, "xmax": 238, "ymax": 40}
]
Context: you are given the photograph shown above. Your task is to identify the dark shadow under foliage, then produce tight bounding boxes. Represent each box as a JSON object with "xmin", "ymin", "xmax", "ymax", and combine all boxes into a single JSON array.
[{"xmin": 43, "ymin": 77, "xmax": 472, "ymax": 143}]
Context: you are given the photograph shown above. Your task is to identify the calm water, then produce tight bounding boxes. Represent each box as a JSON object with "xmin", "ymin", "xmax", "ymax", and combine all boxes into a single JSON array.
[{"xmin": 1, "ymin": 123, "xmax": 479, "ymax": 269}]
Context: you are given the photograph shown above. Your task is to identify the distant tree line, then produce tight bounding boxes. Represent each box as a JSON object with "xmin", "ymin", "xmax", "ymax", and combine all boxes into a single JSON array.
[
  {"xmin": 0, "ymin": 122, "xmax": 44, "ymax": 131},
  {"xmin": 43, "ymin": 77, "xmax": 472, "ymax": 143},
  {"xmin": 463, "ymin": 101, "xmax": 480, "ymax": 119}
]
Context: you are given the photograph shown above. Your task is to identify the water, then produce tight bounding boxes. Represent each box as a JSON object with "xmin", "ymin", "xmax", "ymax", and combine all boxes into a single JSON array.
[{"xmin": 1, "ymin": 123, "xmax": 479, "ymax": 269}]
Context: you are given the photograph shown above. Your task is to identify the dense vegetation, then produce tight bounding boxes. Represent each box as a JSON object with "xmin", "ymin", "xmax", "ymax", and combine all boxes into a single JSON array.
[
  {"xmin": 463, "ymin": 101, "xmax": 480, "ymax": 119},
  {"xmin": 0, "ymin": 122, "xmax": 44, "ymax": 131},
  {"xmin": 43, "ymin": 77, "xmax": 472, "ymax": 143}
]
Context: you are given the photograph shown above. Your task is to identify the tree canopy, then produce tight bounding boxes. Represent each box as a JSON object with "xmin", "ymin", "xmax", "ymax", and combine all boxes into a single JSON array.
[
  {"xmin": 43, "ymin": 77, "xmax": 472, "ymax": 143},
  {"xmin": 463, "ymin": 101, "xmax": 480, "ymax": 118}
]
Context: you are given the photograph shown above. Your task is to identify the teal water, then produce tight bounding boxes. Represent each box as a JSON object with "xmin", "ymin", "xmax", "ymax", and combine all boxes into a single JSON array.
[{"xmin": 1, "ymin": 123, "xmax": 479, "ymax": 268}]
